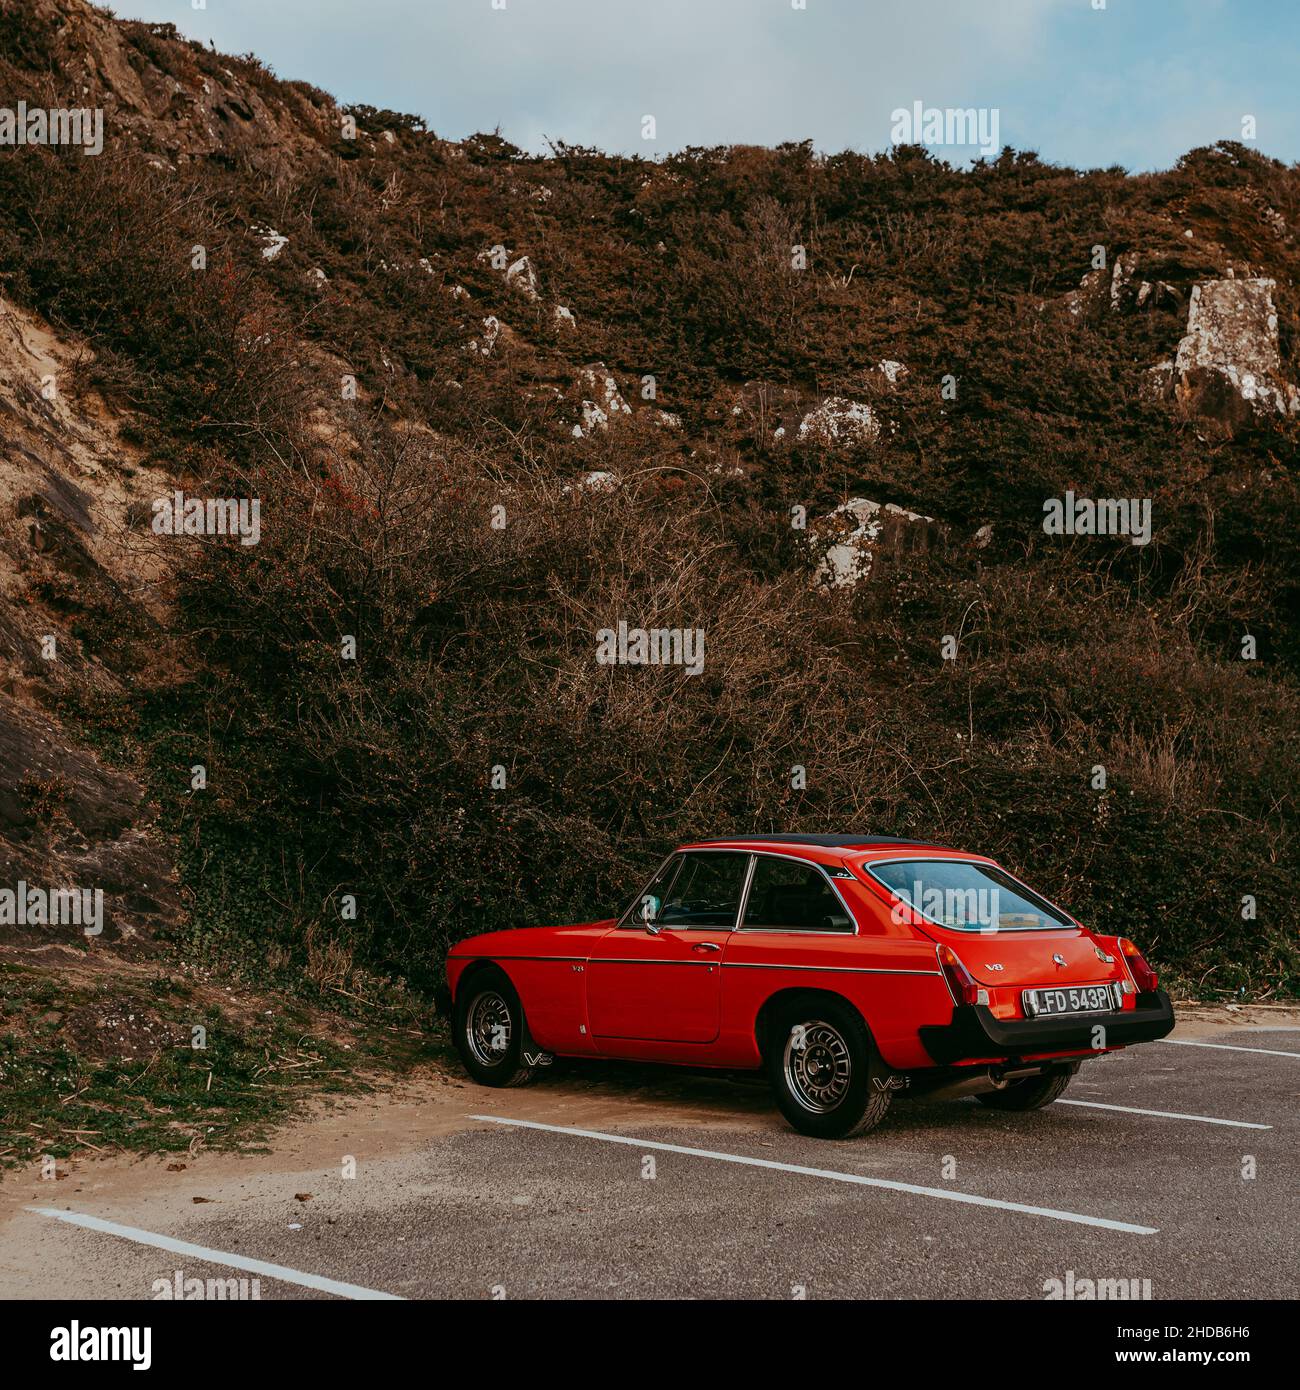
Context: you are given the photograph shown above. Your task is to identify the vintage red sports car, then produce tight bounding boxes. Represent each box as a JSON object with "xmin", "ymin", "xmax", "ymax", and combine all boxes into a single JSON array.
[{"xmin": 446, "ymin": 834, "xmax": 1175, "ymax": 1138}]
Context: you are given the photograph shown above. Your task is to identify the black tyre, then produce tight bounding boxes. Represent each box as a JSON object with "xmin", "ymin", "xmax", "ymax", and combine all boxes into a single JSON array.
[
  {"xmin": 765, "ymin": 997, "xmax": 892, "ymax": 1139},
  {"xmin": 453, "ymin": 969, "xmax": 538, "ymax": 1088},
  {"xmin": 975, "ymin": 1069, "xmax": 1071, "ymax": 1111}
]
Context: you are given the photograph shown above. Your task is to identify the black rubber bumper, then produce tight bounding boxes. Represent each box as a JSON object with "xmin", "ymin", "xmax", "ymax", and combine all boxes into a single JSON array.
[{"xmin": 918, "ymin": 989, "xmax": 1176, "ymax": 1066}]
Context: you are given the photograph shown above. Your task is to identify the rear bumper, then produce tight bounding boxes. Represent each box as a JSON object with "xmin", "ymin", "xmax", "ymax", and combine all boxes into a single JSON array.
[{"xmin": 918, "ymin": 989, "xmax": 1175, "ymax": 1066}]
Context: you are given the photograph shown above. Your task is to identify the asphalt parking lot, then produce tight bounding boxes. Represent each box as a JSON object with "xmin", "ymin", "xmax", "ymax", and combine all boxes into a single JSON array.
[{"xmin": 4, "ymin": 1027, "xmax": 1297, "ymax": 1300}]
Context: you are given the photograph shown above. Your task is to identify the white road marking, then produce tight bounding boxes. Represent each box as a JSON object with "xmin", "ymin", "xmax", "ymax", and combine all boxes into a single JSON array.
[
  {"xmin": 1157, "ymin": 1038, "xmax": 1300, "ymax": 1058},
  {"xmin": 471, "ymin": 1115, "xmax": 1158, "ymax": 1236},
  {"xmin": 27, "ymin": 1207, "xmax": 403, "ymax": 1300},
  {"xmin": 1056, "ymin": 1100, "xmax": 1271, "ymax": 1130}
]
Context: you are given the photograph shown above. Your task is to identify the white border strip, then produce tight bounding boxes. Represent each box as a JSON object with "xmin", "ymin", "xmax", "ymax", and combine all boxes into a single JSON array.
[
  {"xmin": 27, "ymin": 1207, "xmax": 403, "ymax": 1301},
  {"xmin": 1157, "ymin": 1038, "xmax": 1300, "ymax": 1058},
  {"xmin": 1056, "ymin": 1099, "xmax": 1271, "ymax": 1130},
  {"xmin": 471, "ymin": 1115, "xmax": 1158, "ymax": 1235}
]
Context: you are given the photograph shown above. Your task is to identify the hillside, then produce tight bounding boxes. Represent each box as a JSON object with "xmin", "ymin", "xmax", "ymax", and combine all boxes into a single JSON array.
[{"xmin": 0, "ymin": 0, "xmax": 1297, "ymax": 1156}]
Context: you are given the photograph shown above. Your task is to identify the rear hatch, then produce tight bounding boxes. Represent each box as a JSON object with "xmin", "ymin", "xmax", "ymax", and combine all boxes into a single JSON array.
[{"xmin": 925, "ymin": 927, "xmax": 1114, "ymax": 987}]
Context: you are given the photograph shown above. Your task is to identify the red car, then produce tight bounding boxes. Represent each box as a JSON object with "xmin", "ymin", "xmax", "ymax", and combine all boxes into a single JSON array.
[{"xmin": 446, "ymin": 835, "xmax": 1175, "ymax": 1138}]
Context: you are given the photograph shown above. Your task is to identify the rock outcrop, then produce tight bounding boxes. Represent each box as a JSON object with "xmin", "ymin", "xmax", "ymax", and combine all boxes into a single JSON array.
[
  {"xmin": 1151, "ymin": 277, "xmax": 1299, "ymax": 422},
  {"xmin": 572, "ymin": 364, "xmax": 632, "ymax": 437},
  {"xmin": 0, "ymin": 294, "xmax": 181, "ymax": 951},
  {"xmin": 808, "ymin": 498, "xmax": 935, "ymax": 589},
  {"xmin": 797, "ymin": 397, "xmax": 881, "ymax": 449}
]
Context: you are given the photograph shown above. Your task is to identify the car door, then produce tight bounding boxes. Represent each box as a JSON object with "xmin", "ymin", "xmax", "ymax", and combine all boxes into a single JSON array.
[{"xmin": 586, "ymin": 851, "xmax": 749, "ymax": 1043}]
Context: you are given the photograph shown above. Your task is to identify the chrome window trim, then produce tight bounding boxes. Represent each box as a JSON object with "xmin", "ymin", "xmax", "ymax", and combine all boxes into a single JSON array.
[
  {"xmin": 732, "ymin": 928, "xmax": 855, "ymax": 937},
  {"xmin": 734, "ymin": 849, "xmax": 858, "ymax": 935},
  {"xmin": 617, "ymin": 846, "xmax": 859, "ymax": 935},
  {"xmin": 615, "ymin": 851, "xmax": 683, "ymax": 930},
  {"xmin": 616, "ymin": 847, "xmax": 752, "ymax": 931},
  {"xmin": 860, "ymin": 857, "xmax": 1078, "ymax": 934}
]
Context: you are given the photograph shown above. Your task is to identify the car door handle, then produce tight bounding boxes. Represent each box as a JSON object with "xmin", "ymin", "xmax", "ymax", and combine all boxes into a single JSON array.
[{"xmin": 691, "ymin": 941, "xmax": 721, "ymax": 953}]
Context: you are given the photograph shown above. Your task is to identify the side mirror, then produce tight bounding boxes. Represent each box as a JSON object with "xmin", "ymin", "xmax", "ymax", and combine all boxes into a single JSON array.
[{"xmin": 639, "ymin": 895, "xmax": 662, "ymax": 934}]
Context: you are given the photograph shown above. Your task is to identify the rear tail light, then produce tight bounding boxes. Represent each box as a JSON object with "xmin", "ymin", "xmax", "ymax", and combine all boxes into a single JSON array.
[
  {"xmin": 1118, "ymin": 938, "xmax": 1159, "ymax": 993},
  {"xmin": 937, "ymin": 945, "xmax": 982, "ymax": 1007}
]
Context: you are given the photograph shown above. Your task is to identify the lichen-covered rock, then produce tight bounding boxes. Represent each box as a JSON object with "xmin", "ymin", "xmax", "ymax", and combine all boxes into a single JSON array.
[
  {"xmin": 798, "ymin": 397, "xmax": 881, "ymax": 448},
  {"xmin": 251, "ymin": 224, "xmax": 288, "ymax": 261},
  {"xmin": 1160, "ymin": 278, "xmax": 1300, "ymax": 420},
  {"xmin": 571, "ymin": 364, "xmax": 632, "ymax": 436},
  {"xmin": 877, "ymin": 359, "xmax": 908, "ymax": 384},
  {"xmin": 808, "ymin": 498, "xmax": 933, "ymax": 589},
  {"xmin": 467, "ymin": 315, "xmax": 501, "ymax": 357},
  {"xmin": 506, "ymin": 255, "xmax": 540, "ymax": 301},
  {"xmin": 1063, "ymin": 266, "xmax": 1108, "ymax": 319},
  {"xmin": 561, "ymin": 470, "xmax": 619, "ymax": 494},
  {"xmin": 1109, "ymin": 250, "xmax": 1140, "ymax": 311}
]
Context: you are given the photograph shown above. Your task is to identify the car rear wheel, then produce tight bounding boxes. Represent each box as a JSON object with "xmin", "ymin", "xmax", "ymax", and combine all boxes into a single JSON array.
[
  {"xmin": 975, "ymin": 1069, "xmax": 1071, "ymax": 1111},
  {"xmin": 453, "ymin": 969, "xmax": 539, "ymax": 1088},
  {"xmin": 766, "ymin": 997, "xmax": 892, "ymax": 1139}
]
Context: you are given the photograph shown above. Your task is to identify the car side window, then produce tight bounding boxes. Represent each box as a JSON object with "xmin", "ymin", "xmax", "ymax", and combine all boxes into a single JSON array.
[
  {"xmin": 741, "ymin": 857, "xmax": 853, "ymax": 932},
  {"xmin": 657, "ymin": 852, "xmax": 749, "ymax": 929},
  {"xmin": 620, "ymin": 855, "xmax": 684, "ymax": 927}
]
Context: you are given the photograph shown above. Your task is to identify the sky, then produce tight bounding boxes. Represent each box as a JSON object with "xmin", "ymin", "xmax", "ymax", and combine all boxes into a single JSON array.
[{"xmin": 114, "ymin": 0, "xmax": 1300, "ymax": 171}]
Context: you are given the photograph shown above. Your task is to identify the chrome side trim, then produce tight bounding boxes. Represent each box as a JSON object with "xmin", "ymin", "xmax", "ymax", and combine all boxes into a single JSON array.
[
  {"xmin": 722, "ymin": 962, "xmax": 941, "ymax": 976},
  {"xmin": 588, "ymin": 957, "xmax": 719, "ymax": 966},
  {"xmin": 454, "ymin": 954, "xmax": 587, "ymax": 963}
]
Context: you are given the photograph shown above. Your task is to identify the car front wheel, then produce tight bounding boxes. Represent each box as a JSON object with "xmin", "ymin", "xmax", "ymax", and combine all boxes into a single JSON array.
[
  {"xmin": 453, "ymin": 969, "xmax": 539, "ymax": 1088},
  {"xmin": 766, "ymin": 997, "xmax": 892, "ymax": 1139}
]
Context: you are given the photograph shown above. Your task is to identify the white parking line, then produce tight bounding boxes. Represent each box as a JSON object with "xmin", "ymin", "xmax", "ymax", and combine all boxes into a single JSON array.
[
  {"xmin": 1056, "ymin": 1100, "xmax": 1272, "ymax": 1130},
  {"xmin": 1157, "ymin": 1038, "xmax": 1300, "ymax": 1058},
  {"xmin": 471, "ymin": 1115, "xmax": 1158, "ymax": 1236},
  {"xmin": 27, "ymin": 1208, "xmax": 403, "ymax": 1300}
]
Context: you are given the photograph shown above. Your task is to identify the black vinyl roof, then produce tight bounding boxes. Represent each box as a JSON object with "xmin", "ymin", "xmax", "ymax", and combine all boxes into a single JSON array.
[{"xmin": 694, "ymin": 833, "xmax": 944, "ymax": 849}]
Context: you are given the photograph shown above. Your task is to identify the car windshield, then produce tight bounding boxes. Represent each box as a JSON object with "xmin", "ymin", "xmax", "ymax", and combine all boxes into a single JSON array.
[{"xmin": 865, "ymin": 858, "xmax": 1072, "ymax": 931}]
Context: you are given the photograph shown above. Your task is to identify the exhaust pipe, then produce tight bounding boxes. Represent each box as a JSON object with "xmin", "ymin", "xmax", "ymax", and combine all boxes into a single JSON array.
[{"xmin": 912, "ymin": 1065, "xmax": 1048, "ymax": 1101}]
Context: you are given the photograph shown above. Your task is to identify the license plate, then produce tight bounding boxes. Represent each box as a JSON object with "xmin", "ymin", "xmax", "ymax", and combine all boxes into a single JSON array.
[{"xmin": 1023, "ymin": 984, "xmax": 1118, "ymax": 1017}]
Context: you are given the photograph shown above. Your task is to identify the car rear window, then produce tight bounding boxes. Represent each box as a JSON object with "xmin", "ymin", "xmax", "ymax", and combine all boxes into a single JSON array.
[{"xmin": 864, "ymin": 858, "xmax": 1072, "ymax": 931}]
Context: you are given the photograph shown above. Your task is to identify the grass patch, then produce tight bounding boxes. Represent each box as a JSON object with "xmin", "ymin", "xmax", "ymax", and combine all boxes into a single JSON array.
[{"xmin": 0, "ymin": 962, "xmax": 447, "ymax": 1170}]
